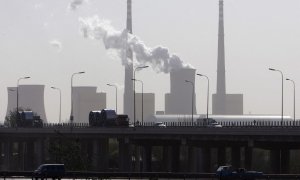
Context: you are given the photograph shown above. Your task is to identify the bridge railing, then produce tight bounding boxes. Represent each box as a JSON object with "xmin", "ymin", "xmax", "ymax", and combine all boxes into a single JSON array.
[{"xmin": 2, "ymin": 120, "xmax": 300, "ymax": 128}]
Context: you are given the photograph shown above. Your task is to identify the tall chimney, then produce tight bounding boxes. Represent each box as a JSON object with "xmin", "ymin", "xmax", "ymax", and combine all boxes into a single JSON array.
[
  {"xmin": 213, "ymin": 0, "xmax": 226, "ymax": 114},
  {"xmin": 123, "ymin": 0, "xmax": 134, "ymax": 120},
  {"xmin": 217, "ymin": 0, "xmax": 226, "ymax": 95}
]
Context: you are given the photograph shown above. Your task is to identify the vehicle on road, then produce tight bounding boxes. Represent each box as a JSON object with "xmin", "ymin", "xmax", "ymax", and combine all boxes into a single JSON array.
[
  {"xmin": 89, "ymin": 109, "xmax": 129, "ymax": 127},
  {"xmin": 197, "ymin": 118, "xmax": 222, "ymax": 127},
  {"xmin": 216, "ymin": 165, "xmax": 263, "ymax": 180},
  {"xmin": 154, "ymin": 122, "xmax": 167, "ymax": 128},
  {"xmin": 33, "ymin": 164, "xmax": 65, "ymax": 179}
]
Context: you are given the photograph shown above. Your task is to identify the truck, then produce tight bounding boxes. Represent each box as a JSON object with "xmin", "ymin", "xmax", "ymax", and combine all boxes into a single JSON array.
[
  {"xmin": 89, "ymin": 109, "xmax": 129, "ymax": 127},
  {"xmin": 216, "ymin": 165, "xmax": 263, "ymax": 180},
  {"xmin": 16, "ymin": 111, "xmax": 43, "ymax": 127}
]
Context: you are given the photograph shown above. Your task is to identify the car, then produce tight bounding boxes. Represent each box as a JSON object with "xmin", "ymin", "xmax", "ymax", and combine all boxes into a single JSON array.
[
  {"xmin": 33, "ymin": 164, "xmax": 65, "ymax": 179},
  {"xmin": 197, "ymin": 118, "xmax": 222, "ymax": 127},
  {"xmin": 154, "ymin": 122, "xmax": 166, "ymax": 128},
  {"xmin": 216, "ymin": 165, "xmax": 263, "ymax": 180}
]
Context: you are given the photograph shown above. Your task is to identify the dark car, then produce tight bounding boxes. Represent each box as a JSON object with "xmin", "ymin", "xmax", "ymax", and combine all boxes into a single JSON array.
[
  {"xmin": 33, "ymin": 164, "xmax": 65, "ymax": 179},
  {"xmin": 216, "ymin": 165, "xmax": 263, "ymax": 180}
]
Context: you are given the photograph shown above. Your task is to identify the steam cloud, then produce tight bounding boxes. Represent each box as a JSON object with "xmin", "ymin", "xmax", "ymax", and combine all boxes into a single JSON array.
[
  {"xmin": 68, "ymin": 0, "xmax": 85, "ymax": 11},
  {"xmin": 79, "ymin": 16, "xmax": 192, "ymax": 73},
  {"xmin": 49, "ymin": 39, "xmax": 62, "ymax": 52}
]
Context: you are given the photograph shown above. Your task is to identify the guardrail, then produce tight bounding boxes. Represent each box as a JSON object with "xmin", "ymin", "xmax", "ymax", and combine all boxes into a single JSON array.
[
  {"xmin": 1, "ymin": 171, "xmax": 300, "ymax": 179},
  {"xmin": 2, "ymin": 120, "xmax": 300, "ymax": 128}
]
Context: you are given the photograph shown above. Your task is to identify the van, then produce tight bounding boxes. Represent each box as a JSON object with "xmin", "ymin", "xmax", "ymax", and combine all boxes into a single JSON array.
[{"xmin": 33, "ymin": 164, "xmax": 65, "ymax": 179}]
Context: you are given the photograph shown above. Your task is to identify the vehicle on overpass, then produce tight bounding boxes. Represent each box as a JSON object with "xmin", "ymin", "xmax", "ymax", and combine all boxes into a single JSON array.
[
  {"xmin": 89, "ymin": 109, "xmax": 129, "ymax": 127},
  {"xmin": 154, "ymin": 122, "xmax": 167, "ymax": 128},
  {"xmin": 196, "ymin": 118, "xmax": 222, "ymax": 127},
  {"xmin": 17, "ymin": 111, "xmax": 43, "ymax": 127},
  {"xmin": 216, "ymin": 165, "xmax": 263, "ymax": 180}
]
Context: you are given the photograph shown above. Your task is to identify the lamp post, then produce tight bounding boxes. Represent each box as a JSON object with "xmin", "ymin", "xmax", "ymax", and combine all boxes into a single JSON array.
[
  {"xmin": 107, "ymin": 84, "xmax": 118, "ymax": 113},
  {"xmin": 132, "ymin": 78, "xmax": 144, "ymax": 124},
  {"xmin": 133, "ymin": 65, "xmax": 148, "ymax": 125},
  {"xmin": 185, "ymin": 80, "xmax": 195, "ymax": 123},
  {"xmin": 197, "ymin": 73, "xmax": 210, "ymax": 120},
  {"xmin": 51, "ymin": 87, "xmax": 62, "ymax": 123},
  {"xmin": 70, "ymin": 71, "xmax": 85, "ymax": 123},
  {"xmin": 17, "ymin": 76, "xmax": 30, "ymax": 112},
  {"xmin": 286, "ymin": 78, "xmax": 296, "ymax": 122},
  {"xmin": 269, "ymin": 68, "xmax": 284, "ymax": 124}
]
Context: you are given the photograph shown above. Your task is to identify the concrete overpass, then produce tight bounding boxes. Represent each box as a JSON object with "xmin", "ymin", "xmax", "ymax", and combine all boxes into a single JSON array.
[{"xmin": 1, "ymin": 124, "xmax": 300, "ymax": 173}]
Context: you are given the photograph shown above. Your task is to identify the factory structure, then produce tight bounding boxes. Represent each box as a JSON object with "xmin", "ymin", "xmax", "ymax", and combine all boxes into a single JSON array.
[
  {"xmin": 6, "ymin": 85, "xmax": 47, "ymax": 122},
  {"xmin": 5, "ymin": 0, "xmax": 245, "ymax": 124},
  {"xmin": 72, "ymin": 86, "xmax": 106, "ymax": 123}
]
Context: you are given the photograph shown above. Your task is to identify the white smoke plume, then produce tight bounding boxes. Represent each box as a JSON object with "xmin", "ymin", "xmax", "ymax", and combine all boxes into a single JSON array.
[
  {"xmin": 49, "ymin": 39, "xmax": 62, "ymax": 52},
  {"xmin": 79, "ymin": 16, "xmax": 192, "ymax": 73},
  {"xmin": 68, "ymin": 0, "xmax": 86, "ymax": 11}
]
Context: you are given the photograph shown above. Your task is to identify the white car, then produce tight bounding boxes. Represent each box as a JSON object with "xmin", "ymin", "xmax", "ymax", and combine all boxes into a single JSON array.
[{"xmin": 154, "ymin": 122, "xmax": 167, "ymax": 128}]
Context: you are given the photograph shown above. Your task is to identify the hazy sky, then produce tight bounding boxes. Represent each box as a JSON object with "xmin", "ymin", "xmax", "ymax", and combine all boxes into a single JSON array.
[{"xmin": 0, "ymin": 0, "xmax": 300, "ymax": 123}]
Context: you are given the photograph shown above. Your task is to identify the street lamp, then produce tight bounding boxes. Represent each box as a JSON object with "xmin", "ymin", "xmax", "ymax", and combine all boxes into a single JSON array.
[
  {"xmin": 133, "ymin": 65, "xmax": 149, "ymax": 125},
  {"xmin": 197, "ymin": 73, "xmax": 210, "ymax": 120},
  {"xmin": 17, "ymin": 76, "xmax": 30, "ymax": 112},
  {"xmin": 51, "ymin": 87, "xmax": 62, "ymax": 123},
  {"xmin": 185, "ymin": 80, "xmax": 195, "ymax": 123},
  {"xmin": 70, "ymin": 71, "xmax": 85, "ymax": 123},
  {"xmin": 269, "ymin": 68, "xmax": 284, "ymax": 124},
  {"xmin": 107, "ymin": 84, "xmax": 118, "ymax": 113},
  {"xmin": 286, "ymin": 78, "xmax": 296, "ymax": 122},
  {"xmin": 132, "ymin": 78, "xmax": 144, "ymax": 124}
]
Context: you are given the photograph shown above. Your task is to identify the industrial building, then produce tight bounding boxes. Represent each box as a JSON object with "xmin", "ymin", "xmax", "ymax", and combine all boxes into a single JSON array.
[
  {"xmin": 6, "ymin": 85, "xmax": 47, "ymax": 122},
  {"xmin": 165, "ymin": 68, "xmax": 197, "ymax": 116},
  {"xmin": 72, "ymin": 86, "xmax": 106, "ymax": 123},
  {"xmin": 135, "ymin": 93, "xmax": 155, "ymax": 123}
]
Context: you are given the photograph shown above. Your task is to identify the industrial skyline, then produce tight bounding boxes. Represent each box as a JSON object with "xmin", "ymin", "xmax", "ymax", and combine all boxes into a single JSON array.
[{"xmin": 0, "ymin": 0, "xmax": 299, "ymax": 122}]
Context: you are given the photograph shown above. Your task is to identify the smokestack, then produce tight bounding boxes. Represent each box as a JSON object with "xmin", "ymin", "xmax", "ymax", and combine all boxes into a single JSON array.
[
  {"xmin": 212, "ymin": 0, "xmax": 227, "ymax": 115},
  {"xmin": 123, "ymin": 0, "xmax": 134, "ymax": 120},
  {"xmin": 217, "ymin": 0, "xmax": 226, "ymax": 95}
]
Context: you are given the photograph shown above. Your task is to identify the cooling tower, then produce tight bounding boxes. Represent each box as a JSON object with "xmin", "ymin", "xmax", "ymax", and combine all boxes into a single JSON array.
[
  {"xmin": 165, "ymin": 68, "xmax": 197, "ymax": 115},
  {"xmin": 6, "ymin": 85, "xmax": 47, "ymax": 122},
  {"xmin": 72, "ymin": 86, "xmax": 106, "ymax": 123}
]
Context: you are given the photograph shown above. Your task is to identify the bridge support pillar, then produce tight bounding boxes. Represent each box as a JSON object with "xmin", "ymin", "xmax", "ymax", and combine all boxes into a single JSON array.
[
  {"xmin": 202, "ymin": 147, "xmax": 211, "ymax": 172},
  {"xmin": 232, "ymin": 146, "xmax": 241, "ymax": 168},
  {"xmin": 35, "ymin": 138, "xmax": 44, "ymax": 167},
  {"xmin": 92, "ymin": 138, "xmax": 109, "ymax": 171},
  {"xmin": 270, "ymin": 149, "xmax": 280, "ymax": 173},
  {"xmin": 218, "ymin": 147, "xmax": 226, "ymax": 167},
  {"xmin": 18, "ymin": 142, "xmax": 25, "ymax": 170},
  {"xmin": 245, "ymin": 146, "xmax": 252, "ymax": 170},
  {"xmin": 142, "ymin": 145, "xmax": 152, "ymax": 172},
  {"xmin": 25, "ymin": 141, "xmax": 34, "ymax": 170},
  {"xmin": 3, "ymin": 141, "xmax": 11, "ymax": 170},
  {"xmin": 281, "ymin": 149, "xmax": 290, "ymax": 173},
  {"xmin": 171, "ymin": 144, "xmax": 180, "ymax": 172},
  {"xmin": 118, "ymin": 138, "xmax": 131, "ymax": 172},
  {"xmin": 163, "ymin": 146, "xmax": 172, "ymax": 172},
  {"xmin": 188, "ymin": 146, "xmax": 198, "ymax": 172}
]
